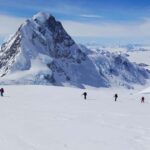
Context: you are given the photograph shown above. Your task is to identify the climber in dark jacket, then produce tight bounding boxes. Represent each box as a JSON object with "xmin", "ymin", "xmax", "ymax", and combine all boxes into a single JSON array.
[
  {"xmin": 114, "ymin": 93, "xmax": 118, "ymax": 101},
  {"xmin": 141, "ymin": 96, "xmax": 145, "ymax": 103},
  {"xmin": 82, "ymin": 92, "xmax": 87, "ymax": 100},
  {"xmin": 0, "ymin": 88, "xmax": 4, "ymax": 97}
]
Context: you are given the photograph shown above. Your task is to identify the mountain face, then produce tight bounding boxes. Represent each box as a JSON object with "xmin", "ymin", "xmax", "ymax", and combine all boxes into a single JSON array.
[{"xmin": 0, "ymin": 12, "xmax": 149, "ymax": 88}]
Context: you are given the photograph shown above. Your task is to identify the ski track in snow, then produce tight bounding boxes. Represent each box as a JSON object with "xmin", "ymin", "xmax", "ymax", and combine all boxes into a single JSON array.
[{"xmin": 0, "ymin": 85, "xmax": 149, "ymax": 150}]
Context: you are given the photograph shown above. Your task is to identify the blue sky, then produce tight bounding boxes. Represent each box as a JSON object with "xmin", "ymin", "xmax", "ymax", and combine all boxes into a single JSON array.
[{"xmin": 1, "ymin": 0, "xmax": 150, "ymax": 45}]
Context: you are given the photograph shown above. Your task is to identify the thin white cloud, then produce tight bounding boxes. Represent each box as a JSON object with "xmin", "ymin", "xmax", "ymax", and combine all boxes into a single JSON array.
[
  {"xmin": 80, "ymin": 14, "xmax": 103, "ymax": 19},
  {"xmin": 0, "ymin": 14, "xmax": 25, "ymax": 38},
  {"xmin": 62, "ymin": 20, "xmax": 150, "ymax": 38},
  {"xmin": 1, "ymin": 13, "xmax": 150, "ymax": 43}
]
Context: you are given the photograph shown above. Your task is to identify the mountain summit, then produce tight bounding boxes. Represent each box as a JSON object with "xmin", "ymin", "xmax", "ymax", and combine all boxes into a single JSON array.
[{"xmin": 0, "ymin": 12, "xmax": 149, "ymax": 88}]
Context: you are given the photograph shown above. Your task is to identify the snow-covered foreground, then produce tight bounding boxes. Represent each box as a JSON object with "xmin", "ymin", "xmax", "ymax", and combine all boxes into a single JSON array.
[{"xmin": 0, "ymin": 85, "xmax": 150, "ymax": 150}]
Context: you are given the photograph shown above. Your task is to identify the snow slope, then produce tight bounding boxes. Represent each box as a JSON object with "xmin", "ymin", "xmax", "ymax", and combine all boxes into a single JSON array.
[{"xmin": 0, "ymin": 85, "xmax": 150, "ymax": 150}]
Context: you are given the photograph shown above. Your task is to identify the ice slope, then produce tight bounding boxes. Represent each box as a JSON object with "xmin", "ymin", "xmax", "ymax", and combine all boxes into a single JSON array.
[{"xmin": 0, "ymin": 85, "xmax": 150, "ymax": 150}]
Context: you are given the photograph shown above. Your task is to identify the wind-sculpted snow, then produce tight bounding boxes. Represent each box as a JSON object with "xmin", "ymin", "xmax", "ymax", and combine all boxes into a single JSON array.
[{"xmin": 0, "ymin": 12, "xmax": 149, "ymax": 88}]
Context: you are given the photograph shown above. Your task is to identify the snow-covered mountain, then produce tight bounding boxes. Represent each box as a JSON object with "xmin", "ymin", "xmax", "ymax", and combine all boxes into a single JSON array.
[{"xmin": 0, "ymin": 12, "xmax": 149, "ymax": 88}]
